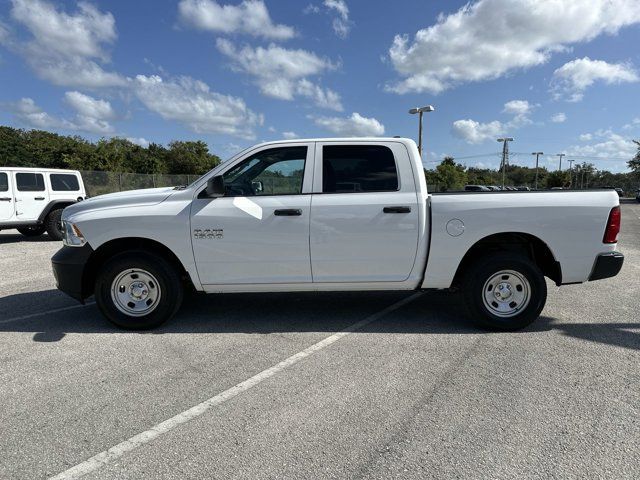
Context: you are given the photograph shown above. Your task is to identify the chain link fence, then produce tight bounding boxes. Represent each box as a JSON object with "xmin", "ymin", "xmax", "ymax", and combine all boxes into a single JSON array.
[{"xmin": 80, "ymin": 171, "xmax": 197, "ymax": 197}]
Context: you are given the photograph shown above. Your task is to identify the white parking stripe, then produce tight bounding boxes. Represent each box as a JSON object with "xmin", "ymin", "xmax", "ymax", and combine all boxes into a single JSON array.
[
  {"xmin": 49, "ymin": 292, "xmax": 422, "ymax": 480},
  {"xmin": 0, "ymin": 302, "xmax": 95, "ymax": 325}
]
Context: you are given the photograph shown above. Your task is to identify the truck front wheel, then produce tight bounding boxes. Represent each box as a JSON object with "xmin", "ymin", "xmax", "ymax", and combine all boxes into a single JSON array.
[
  {"xmin": 462, "ymin": 253, "xmax": 547, "ymax": 331},
  {"xmin": 95, "ymin": 251, "xmax": 184, "ymax": 329}
]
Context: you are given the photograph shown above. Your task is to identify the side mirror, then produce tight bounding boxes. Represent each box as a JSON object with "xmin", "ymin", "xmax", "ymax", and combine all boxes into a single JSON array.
[
  {"xmin": 251, "ymin": 180, "xmax": 264, "ymax": 193},
  {"xmin": 205, "ymin": 175, "xmax": 225, "ymax": 198}
]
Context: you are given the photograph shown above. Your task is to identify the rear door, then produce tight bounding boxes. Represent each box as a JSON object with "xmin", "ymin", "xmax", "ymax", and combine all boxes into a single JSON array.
[
  {"xmin": 192, "ymin": 143, "xmax": 314, "ymax": 285},
  {"xmin": 0, "ymin": 171, "xmax": 14, "ymax": 221},
  {"xmin": 48, "ymin": 172, "xmax": 82, "ymax": 201},
  {"xmin": 13, "ymin": 171, "xmax": 49, "ymax": 221},
  {"xmin": 310, "ymin": 142, "xmax": 420, "ymax": 283}
]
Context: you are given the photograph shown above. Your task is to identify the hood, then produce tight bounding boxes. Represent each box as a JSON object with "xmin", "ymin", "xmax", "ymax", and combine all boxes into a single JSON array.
[{"xmin": 63, "ymin": 187, "xmax": 177, "ymax": 219}]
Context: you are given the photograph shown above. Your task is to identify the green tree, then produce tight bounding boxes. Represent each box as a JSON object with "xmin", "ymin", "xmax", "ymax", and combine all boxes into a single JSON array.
[
  {"xmin": 545, "ymin": 170, "xmax": 570, "ymax": 188},
  {"xmin": 164, "ymin": 141, "xmax": 221, "ymax": 175},
  {"xmin": 435, "ymin": 156, "xmax": 467, "ymax": 191},
  {"xmin": 628, "ymin": 140, "xmax": 640, "ymax": 173}
]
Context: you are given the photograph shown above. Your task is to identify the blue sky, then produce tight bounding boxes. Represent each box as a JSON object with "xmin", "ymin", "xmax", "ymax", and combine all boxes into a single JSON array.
[{"xmin": 1, "ymin": 0, "xmax": 639, "ymax": 172}]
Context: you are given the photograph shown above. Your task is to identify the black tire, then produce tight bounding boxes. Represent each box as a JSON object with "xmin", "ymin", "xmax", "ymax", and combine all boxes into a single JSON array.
[
  {"xmin": 17, "ymin": 225, "xmax": 46, "ymax": 237},
  {"xmin": 45, "ymin": 209, "xmax": 64, "ymax": 240},
  {"xmin": 95, "ymin": 251, "xmax": 184, "ymax": 329},
  {"xmin": 462, "ymin": 252, "xmax": 547, "ymax": 331}
]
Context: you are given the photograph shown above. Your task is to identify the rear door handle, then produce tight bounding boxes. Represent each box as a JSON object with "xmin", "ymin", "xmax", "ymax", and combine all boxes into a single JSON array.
[
  {"xmin": 383, "ymin": 206, "xmax": 411, "ymax": 213},
  {"xmin": 0, "ymin": 197, "xmax": 11, "ymax": 202},
  {"xmin": 34, "ymin": 197, "xmax": 45, "ymax": 200},
  {"xmin": 274, "ymin": 208, "xmax": 302, "ymax": 216}
]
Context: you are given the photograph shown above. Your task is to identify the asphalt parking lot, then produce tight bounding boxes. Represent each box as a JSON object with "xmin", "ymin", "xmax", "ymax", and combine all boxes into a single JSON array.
[{"xmin": 1, "ymin": 203, "xmax": 639, "ymax": 480}]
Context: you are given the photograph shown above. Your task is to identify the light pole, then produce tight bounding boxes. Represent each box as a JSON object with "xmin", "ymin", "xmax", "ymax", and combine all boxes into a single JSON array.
[
  {"xmin": 556, "ymin": 153, "xmax": 565, "ymax": 171},
  {"xmin": 567, "ymin": 159, "xmax": 574, "ymax": 188},
  {"xmin": 409, "ymin": 105, "xmax": 435, "ymax": 160},
  {"xmin": 531, "ymin": 152, "xmax": 543, "ymax": 190},
  {"xmin": 497, "ymin": 137, "xmax": 514, "ymax": 189}
]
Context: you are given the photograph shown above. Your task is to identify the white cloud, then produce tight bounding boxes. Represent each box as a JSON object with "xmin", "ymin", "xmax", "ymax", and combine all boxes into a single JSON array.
[
  {"xmin": 622, "ymin": 118, "xmax": 640, "ymax": 130},
  {"xmin": 9, "ymin": 96, "xmax": 114, "ymax": 134},
  {"xmin": 282, "ymin": 131, "xmax": 298, "ymax": 139},
  {"xmin": 579, "ymin": 133, "xmax": 593, "ymax": 141},
  {"xmin": 452, "ymin": 99, "xmax": 536, "ymax": 144},
  {"xmin": 8, "ymin": 0, "xmax": 126, "ymax": 88},
  {"xmin": 64, "ymin": 91, "xmax": 116, "ymax": 134},
  {"xmin": 0, "ymin": 20, "xmax": 9, "ymax": 43},
  {"xmin": 178, "ymin": 0, "xmax": 294, "ymax": 40},
  {"xmin": 551, "ymin": 112, "xmax": 567, "ymax": 123},
  {"xmin": 503, "ymin": 100, "xmax": 533, "ymax": 116},
  {"xmin": 567, "ymin": 129, "xmax": 636, "ymax": 159},
  {"xmin": 127, "ymin": 137, "xmax": 150, "ymax": 148},
  {"xmin": 386, "ymin": 0, "xmax": 640, "ymax": 94},
  {"xmin": 451, "ymin": 119, "xmax": 505, "ymax": 144},
  {"xmin": 324, "ymin": 0, "xmax": 351, "ymax": 38},
  {"xmin": 133, "ymin": 74, "xmax": 263, "ymax": 139},
  {"xmin": 216, "ymin": 39, "xmax": 342, "ymax": 111},
  {"xmin": 11, "ymin": 98, "xmax": 65, "ymax": 129},
  {"xmin": 313, "ymin": 112, "xmax": 385, "ymax": 137},
  {"xmin": 551, "ymin": 57, "xmax": 639, "ymax": 101},
  {"xmin": 64, "ymin": 91, "xmax": 115, "ymax": 120}
]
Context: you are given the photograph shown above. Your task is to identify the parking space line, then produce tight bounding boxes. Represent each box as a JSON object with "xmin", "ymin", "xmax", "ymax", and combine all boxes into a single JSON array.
[
  {"xmin": 49, "ymin": 292, "xmax": 422, "ymax": 480},
  {"xmin": 0, "ymin": 302, "xmax": 95, "ymax": 325}
]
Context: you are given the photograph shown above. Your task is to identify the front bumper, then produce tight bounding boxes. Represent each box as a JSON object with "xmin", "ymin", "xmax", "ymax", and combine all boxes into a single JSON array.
[
  {"xmin": 589, "ymin": 251, "xmax": 624, "ymax": 281},
  {"xmin": 51, "ymin": 244, "xmax": 94, "ymax": 302}
]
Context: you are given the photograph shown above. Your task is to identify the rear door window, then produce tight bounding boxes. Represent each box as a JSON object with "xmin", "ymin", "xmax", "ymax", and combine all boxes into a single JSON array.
[
  {"xmin": 50, "ymin": 174, "xmax": 80, "ymax": 191},
  {"xmin": 16, "ymin": 172, "xmax": 45, "ymax": 192},
  {"xmin": 322, "ymin": 145, "xmax": 398, "ymax": 193},
  {"xmin": 0, "ymin": 172, "xmax": 8, "ymax": 192}
]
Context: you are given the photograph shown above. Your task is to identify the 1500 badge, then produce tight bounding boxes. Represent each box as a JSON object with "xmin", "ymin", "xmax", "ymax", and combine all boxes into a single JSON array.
[{"xmin": 194, "ymin": 229, "xmax": 223, "ymax": 239}]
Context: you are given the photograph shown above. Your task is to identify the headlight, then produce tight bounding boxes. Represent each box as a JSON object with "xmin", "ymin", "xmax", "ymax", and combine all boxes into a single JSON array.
[{"xmin": 63, "ymin": 221, "xmax": 87, "ymax": 247}]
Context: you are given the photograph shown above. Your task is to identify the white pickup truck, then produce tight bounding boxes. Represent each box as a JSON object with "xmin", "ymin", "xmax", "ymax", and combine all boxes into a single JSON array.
[{"xmin": 52, "ymin": 138, "xmax": 623, "ymax": 331}]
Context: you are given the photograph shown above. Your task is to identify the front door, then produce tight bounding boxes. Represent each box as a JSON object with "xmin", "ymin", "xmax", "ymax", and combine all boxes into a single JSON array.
[
  {"xmin": 13, "ymin": 171, "xmax": 49, "ymax": 221},
  {"xmin": 310, "ymin": 142, "xmax": 420, "ymax": 283},
  {"xmin": 0, "ymin": 172, "xmax": 14, "ymax": 221},
  {"xmin": 191, "ymin": 144, "xmax": 314, "ymax": 285}
]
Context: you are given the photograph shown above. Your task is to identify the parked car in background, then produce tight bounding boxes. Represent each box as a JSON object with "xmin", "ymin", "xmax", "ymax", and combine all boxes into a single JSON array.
[
  {"xmin": 0, "ymin": 168, "xmax": 86, "ymax": 240},
  {"xmin": 615, "ymin": 188, "xmax": 624, "ymax": 197},
  {"xmin": 487, "ymin": 185, "xmax": 501, "ymax": 191},
  {"xmin": 636, "ymin": 188, "xmax": 640, "ymax": 203},
  {"xmin": 53, "ymin": 137, "xmax": 623, "ymax": 332},
  {"xmin": 464, "ymin": 185, "xmax": 491, "ymax": 192}
]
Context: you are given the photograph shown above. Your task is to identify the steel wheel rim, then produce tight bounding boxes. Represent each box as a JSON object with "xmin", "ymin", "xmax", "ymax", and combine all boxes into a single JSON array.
[
  {"xmin": 482, "ymin": 269, "xmax": 531, "ymax": 318},
  {"xmin": 111, "ymin": 268, "xmax": 161, "ymax": 317}
]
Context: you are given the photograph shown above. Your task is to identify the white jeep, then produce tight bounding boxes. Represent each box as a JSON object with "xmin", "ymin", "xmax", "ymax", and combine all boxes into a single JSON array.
[{"xmin": 0, "ymin": 167, "xmax": 86, "ymax": 240}]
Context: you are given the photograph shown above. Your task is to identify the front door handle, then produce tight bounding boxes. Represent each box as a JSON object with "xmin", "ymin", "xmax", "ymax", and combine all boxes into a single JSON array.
[
  {"xmin": 0, "ymin": 197, "xmax": 11, "ymax": 202},
  {"xmin": 274, "ymin": 208, "xmax": 302, "ymax": 216},
  {"xmin": 34, "ymin": 196, "xmax": 45, "ymax": 200},
  {"xmin": 383, "ymin": 206, "xmax": 411, "ymax": 214}
]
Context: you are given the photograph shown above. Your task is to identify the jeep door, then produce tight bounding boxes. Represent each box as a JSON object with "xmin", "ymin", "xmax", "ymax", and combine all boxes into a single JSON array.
[
  {"xmin": 191, "ymin": 143, "xmax": 314, "ymax": 285},
  {"xmin": 13, "ymin": 171, "xmax": 49, "ymax": 221},
  {"xmin": 0, "ymin": 171, "xmax": 14, "ymax": 221}
]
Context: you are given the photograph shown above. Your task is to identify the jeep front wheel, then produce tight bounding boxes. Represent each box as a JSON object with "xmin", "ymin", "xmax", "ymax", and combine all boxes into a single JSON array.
[{"xmin": 45, "ymin": 209, "xmax": 64, "ymax": 240}]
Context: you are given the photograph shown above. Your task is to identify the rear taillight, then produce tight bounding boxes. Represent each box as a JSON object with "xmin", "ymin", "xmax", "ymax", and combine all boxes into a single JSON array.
[{"xmin": 603, "ymin": 206, "xmax": 621, "ymax": 244}]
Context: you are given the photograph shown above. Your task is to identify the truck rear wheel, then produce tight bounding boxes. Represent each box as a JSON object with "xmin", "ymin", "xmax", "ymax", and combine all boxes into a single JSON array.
[
  {"xmin": 462, "ymin": 253, "xmax": 547, "ymax": 331},
  {"xmin": 17, "ymin": 225, "xmax": 46, "ymax": 237},
  {"xmin": 95, "ymin": 251, "xmax": 184, "ymax": 329},
  {"xmin": 45, "ymin": 209, "xmax": 64, "ymax": 240}
]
